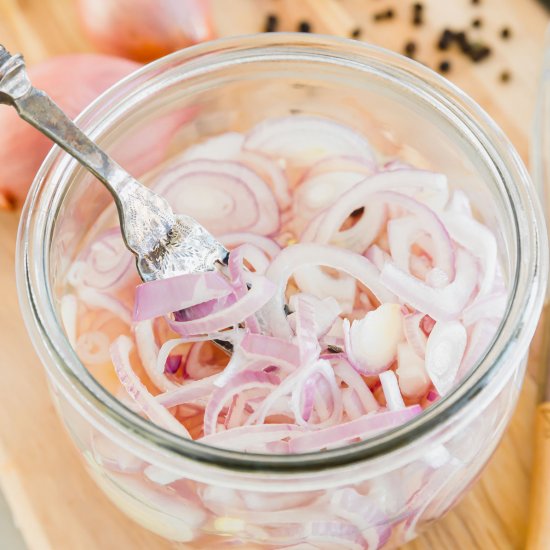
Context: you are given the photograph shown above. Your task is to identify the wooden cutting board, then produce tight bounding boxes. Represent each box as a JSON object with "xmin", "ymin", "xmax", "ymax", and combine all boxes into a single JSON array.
[{"xmin": 0, "ymin": 0, "xmax": 547, "ymax": 548}]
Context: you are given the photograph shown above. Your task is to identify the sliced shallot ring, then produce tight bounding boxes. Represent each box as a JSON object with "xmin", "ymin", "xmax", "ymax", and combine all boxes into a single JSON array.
[
  {"xmin": 333, "ymin": 359, "xmax": 379, "ymax": 413},
  {"xmin": 169, "ymin": 274, "xmax": 276, "ymax": 336},
  {"xmin": 311, "ymin": 171, "xmax": 448, "ymax": 250},
  {"xmin": 288, "ymin": 405, "xmax": 422, "ymax": 453},
  {"xmin": 220, "ymin": 232, "xmax": 281, "ymax": 259},
  {"xmin": 403, "ymin": 312, "xmax": 427, "ymax": 358},
  {"xmin": 462, "ymin": 292, "xmax": 507, "ymax": 326},
  {"xmin": 111, "ymin": 336, "xmax": 190, "ymax": 437},
  {"xmin": 380, "ymin": 249, "xmax": 477, "ymax": 322},
  {"xmin": 156, "ymin": 373, "xmax": 220, "ymax": 408},
  {"xmin": 263, "ymin": 243, "xmax": 396, "ymax": 338},
  {"xmin": 240, "ymin": 333, "xmax": 301, "ymax": 370},
  {"xmin": 379, "ymin": 371, "xmax": 406, "ymax": 411},
  {"xmin": 182, "ymin": 132, "xmax": 245, "ymax": 161},
  {"xmin": 153, "ymin": 159, "xmax": 279, "ymax": 235},
  {"xmin": 198, "ymin": 423, "xmax": 306, "ymax": 451},
  {"xmin": 133, "ymin": 271, "xmax": 234, "ymax": 322},
  {"xmin": 203, "ymin": 371, "xmax": 278, "ymax": 436},
  {"xmin": 76, "ymin": 227, "xmax": 134, "ymax": 292},
  {"xmin": 443, "ymin": 211, "xmax": 497, "ymax": 296},
  {"xmin": 293, "ymin": 265, "xmax": 356, "ymax": 314},
  {"xmin": 299, "ymin": 154, "xmax": 376, "ymax": 182},
  {"xmin": 181, "ymin": 132, "xmax": 291, "ymax": 210},
  {"xmin": 425, "ymin": 320, "xmax": 467, "ymax": 396},
  {"xmin": 244, "ymin": 115, "xmax": 376, "ymax": 164},
  {"xmin": 134, "ymin": 320, "xmax": 178, "ymax": 392}
]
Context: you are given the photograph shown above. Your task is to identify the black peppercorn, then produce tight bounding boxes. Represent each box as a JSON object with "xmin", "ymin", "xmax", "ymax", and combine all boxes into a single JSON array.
[
  {"xmin": 404, "ymin": 41, "xmax": 417, "ymax": 57},
  {"xmin": 438, "ymin": 60, "xmax": 451, "ymax": 73},
  {"xmin": 298, "ymin": 21, "xmax": 311, "ymax": 33},
  {"xmin": 500, "ymin": 27, "xmax": 511, "ymax": 39},
  {"xmin": 500, "ymin": 70, "xmax": 511, "ymax": 82},
  {"xmin": 472, "ymin": 18, "xmax": 482, "ymax": 28},
  {"xmin": 264, "ymin": 14, "xmax": 278, "ymax": 33},
  {"xmin": 455, "ymin": 31, "xmax": 471, "ymax": 54},
  {"xmin": 437, "ymin": 29, "xmax": 455, "ymax": 50},
  {"xmin": 374, "ymin": 9, "xmax": 395, "ymax": 22},
  {"xmin": 351, "ymin": 27, "xmax": 362, "ymax": 39},
  {"xmin": 469, "ymin": 43, "xmax": 491, "ymax": 62}
]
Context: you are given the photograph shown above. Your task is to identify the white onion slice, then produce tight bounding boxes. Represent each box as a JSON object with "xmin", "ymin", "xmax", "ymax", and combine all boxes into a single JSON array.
[
  {"xmin": 443, "ymin": 211, "xmax": 497, "ymax": 296},
  {"xmin": 198, "ymin": 424, "xmax": 305, "ymax": 451},
  {"xmin": 462, "ymin": 292, "xmax": 507, "ymax": 326},
  {"xmin": 76, "ymin": 227, "xmax": 134, "ymax": 292},
  {"xmin": 156, "ymin": 373, "xmax": 219, "ymax": 408},
  {"xmin": 244, "ymin": 115, "xmax": 376, "ymax": 165},
  {"xmin": 425, "ymin": 320, "xmax": 467, "ymax": 396},
  {"xmin": 387, "ymin": 216, "xmax": 424, "ymax": 274},
  {"xmin": 380, "ymin": 249, "xmax": 478, "ymax": 322},
  {"xmin": 91, "ymin": 433, "xmax": 144, "ymax": 474},
  {"xmin": 396, "ymin": 343, "xmax": 431, "ymax": 398},
  {"xmin": 289, "ymin": 294, "xmax": 342, "ymax": 338},
  {"xmin": 181, "ymin": 131, "xmax": 291, "ymax": 209},
  {"xmin": 459, "ymin": 318, "xmax": 499, "ymax": 378},
  {"xmin": 77, "ymin": 287, "xmax": 132, "ymax": 324},
  {"xmin": 379, "ymin": 370, "xmax": 405, "ymax": 410},
  {"xmin": 346, "ymin": 304, "xmax": 405, "ymax": 375}
]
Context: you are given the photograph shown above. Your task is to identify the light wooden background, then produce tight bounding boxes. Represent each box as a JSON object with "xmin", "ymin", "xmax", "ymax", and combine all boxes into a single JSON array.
[{"xmin": 0, "ymin": 0, "xmax": 548, "ymax": 548}]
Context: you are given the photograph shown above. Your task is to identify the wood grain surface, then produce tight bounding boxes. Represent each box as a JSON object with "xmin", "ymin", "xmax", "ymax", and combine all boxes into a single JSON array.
[{"xmin": 0, "ymin": 0, "xmax": 548, "ymax": 548}]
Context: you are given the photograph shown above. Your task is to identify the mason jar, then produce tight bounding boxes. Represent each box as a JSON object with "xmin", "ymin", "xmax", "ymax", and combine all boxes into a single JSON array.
[{"xmin": 17, "ymin": 34, "xmax": 547, "ymax": 549}]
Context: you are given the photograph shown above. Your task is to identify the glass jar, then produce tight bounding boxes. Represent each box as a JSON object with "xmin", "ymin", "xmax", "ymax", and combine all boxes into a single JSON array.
[{"xmin": 17, "ymin": 34, "xmax": 547, "ymax": 549}]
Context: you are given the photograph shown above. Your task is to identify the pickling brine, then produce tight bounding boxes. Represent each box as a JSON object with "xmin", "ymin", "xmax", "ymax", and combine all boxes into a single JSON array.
[{"xmin": 60, "ymin": 115, "xmax": 506, "ymax": 548}]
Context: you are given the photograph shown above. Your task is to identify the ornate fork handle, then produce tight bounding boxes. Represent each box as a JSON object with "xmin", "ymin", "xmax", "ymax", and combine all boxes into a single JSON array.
[{"xmin": 0, "ymin": 45, "xmax": 230, "ymax": 283}]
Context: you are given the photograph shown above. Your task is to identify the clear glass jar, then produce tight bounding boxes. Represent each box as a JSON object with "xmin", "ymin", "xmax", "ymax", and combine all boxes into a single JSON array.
[{"xmin": 17, "ymin": 34, "xmax": 547, "ymax": 549}]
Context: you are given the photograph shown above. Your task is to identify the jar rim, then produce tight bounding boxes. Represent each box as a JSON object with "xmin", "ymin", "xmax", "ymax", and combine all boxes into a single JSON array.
[{"xmin": 17, "ymin": 33, "xmax": 547, "ymax": 473}]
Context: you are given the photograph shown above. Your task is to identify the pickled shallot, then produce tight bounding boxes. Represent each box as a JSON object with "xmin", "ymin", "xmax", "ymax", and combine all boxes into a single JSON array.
[{"xmin": 64, "ymin": 115, "xmax": 505, "ymax": 455}]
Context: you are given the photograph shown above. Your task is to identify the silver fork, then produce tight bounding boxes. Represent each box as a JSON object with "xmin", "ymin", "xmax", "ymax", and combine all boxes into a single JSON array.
[{"xmin": 0, "ymin": 45, "xmax": 229, "ymax": 282}]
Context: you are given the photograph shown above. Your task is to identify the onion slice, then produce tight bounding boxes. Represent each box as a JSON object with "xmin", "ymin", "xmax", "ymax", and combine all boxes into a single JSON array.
[
  {"xmin": 263, "ymin": 243, "xmax": 396, "ymax": 339},
  {"xmin": 244, "ymin": 115, "xmax": 376, "ymax": 165},
  {"xmin": 134, "ymin": 271, "xmax": 233, "ymax": 322},
  {"xmin": 111, "ymin": 336, "xmax": 190, "ymax": 437},
  {"xmin": 288, "ymin": 405, "xmax": 422, "ymax": 453},
  {"xmin": 169, "ymin": 274, "xmax": 276, "ymax": 336},
  {"xmin": 425, "ymin": 320, "xmax": 467, "ymax": 395},
  {"xmin": 380, "ymin": 249, "xmax": 478, "ymax": 322}
]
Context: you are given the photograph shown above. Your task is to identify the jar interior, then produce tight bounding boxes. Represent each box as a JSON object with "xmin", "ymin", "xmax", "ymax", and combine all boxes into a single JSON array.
[
  {"xmin": 31, "ymin": 42, "xmax": 528, "ymax": 470},
  {"xmin": 49, "ymin": 55, "xmax": 516, "ymax": 310}
]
